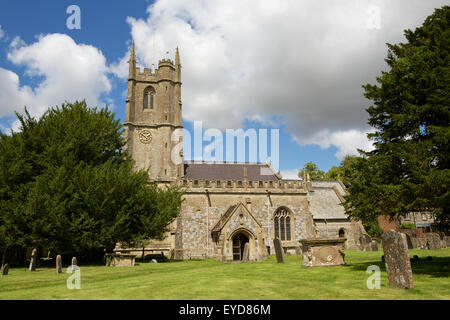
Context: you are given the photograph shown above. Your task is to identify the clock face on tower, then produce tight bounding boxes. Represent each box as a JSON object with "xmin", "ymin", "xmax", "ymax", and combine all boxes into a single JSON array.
[{"xmin": 138, "ymin": 129, "xmax": 152, "ymax": 144}]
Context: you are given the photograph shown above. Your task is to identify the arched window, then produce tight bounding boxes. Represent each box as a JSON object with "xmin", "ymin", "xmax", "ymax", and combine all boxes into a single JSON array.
[
  {"xmin": 143, "ymin": 87, "xmax": 155, "ymax": 110},
  {"xmin": 274, "ymin": 208, "xmax": 292, "ymax": 241}
]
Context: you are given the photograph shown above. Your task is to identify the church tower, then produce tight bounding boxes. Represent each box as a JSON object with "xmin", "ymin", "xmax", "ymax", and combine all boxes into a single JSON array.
[{"xmin": 124, "ymin": 42, "xmax": 184, "ymax": 182}]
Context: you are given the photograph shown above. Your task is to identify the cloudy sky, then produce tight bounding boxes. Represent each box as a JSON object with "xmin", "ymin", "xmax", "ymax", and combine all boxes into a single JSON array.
[{"xmin": 0, "ymin": 0, "xmax": 447, "ymax": 178}]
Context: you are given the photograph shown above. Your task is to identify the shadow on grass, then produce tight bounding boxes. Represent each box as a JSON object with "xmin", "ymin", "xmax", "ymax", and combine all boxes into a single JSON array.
[{"xmin": 345, "ymin": 256, "xmax": 450, "ymax": 278}]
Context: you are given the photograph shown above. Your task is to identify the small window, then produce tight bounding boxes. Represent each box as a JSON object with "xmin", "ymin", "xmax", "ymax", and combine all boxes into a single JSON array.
[
  {"xmin": 143, "ymin": 87, "xmax": 155, "ymax": 110},
  {"xmin": 405, "ymin": 213, "xmax": 410, "ymax": 220},
  {"xmin": 422, "ymin": 213, "xmax": 427, "ymax": 221}
]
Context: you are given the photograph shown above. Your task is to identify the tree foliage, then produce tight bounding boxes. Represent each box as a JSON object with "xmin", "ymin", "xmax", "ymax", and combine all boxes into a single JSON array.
[
  {"xmin": 298, "ymin": 161, "xmax": 326, "ymax": 180},
  {"xmin": 0, "ymin": 101, "xmax": 183, "ymax": 258},
  {"xmin": 343, "ymin": 6, "xmax": 450, "ymax": 227}
]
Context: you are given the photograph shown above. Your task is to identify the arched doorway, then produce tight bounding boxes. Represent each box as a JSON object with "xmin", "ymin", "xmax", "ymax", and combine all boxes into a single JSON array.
[{"xmin": 232, "ymin": 233, "xmax": 249, "ymax": 261}]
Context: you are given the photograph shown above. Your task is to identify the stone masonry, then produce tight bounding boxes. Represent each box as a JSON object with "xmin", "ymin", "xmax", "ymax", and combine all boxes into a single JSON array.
[{"xmin": 117, "ymin": 46, "xmax": 370, "ymax": 262}]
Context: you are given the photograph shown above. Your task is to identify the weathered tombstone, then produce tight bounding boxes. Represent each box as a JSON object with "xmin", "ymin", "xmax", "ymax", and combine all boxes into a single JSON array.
[
  {"xmin": 105, "ymin": 254, "xmax": 136, "ymax": 267},
  {"xmin": 424, "ymin": 233, "xmax": 441, "ymax": 250},
  {"xmin": 445, "ymin": 236, "xmax": 450, "ymax": 247},
  {"xmin": 151, "ymin": 259, "xmax": 158, "ymax": 264},
  {"xmin": 404, "ymin": 233, "xmax": 414, "ymax": 249},
  {"xmin": 242, "ymin": 243, "xmax": 249, "ymax": 262},
  {"xmin": 28, "ymin": 249, "xmax": 37, "ymax": 271},
  {"xmin": 370, "ymin": 240, "xmax": 378, "ymax": 251},
  {"xmin": 56, "ymin": 255, "xmax": 62, "ymax": 273},
  {"xmin": 1, "ymin": 264, "xmax": 9, "ymax": 276},
  {"xmin": 359, "ymin": 234, "xmax": 372, "ymax": 251},
  {"xmin": 381, "ymin": 230, "xmax": 414, "ymax": 289},
  {"xmin": 68, "ymin": 257, "xmax": 78, "ymax": 271},
  {"xmin": 273, "ymin": 238, "xmax": 284, "ymax": 263},
  {"xmin": 299, "ymin": 238, "xmax": 346, "ymax": 267}
]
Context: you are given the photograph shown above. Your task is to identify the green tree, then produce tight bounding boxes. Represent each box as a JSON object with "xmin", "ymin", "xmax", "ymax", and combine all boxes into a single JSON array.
[
  {"xmin": 324, "ymin": 155, "xmax": 364, "ymax": 187},
  {"xmin": 298, "ymin": 161, "xmax": 326, "ymax": 180},
  {"xmin": 343, "ymin": 6, "xmax": 450, "ymax": 228},
  {"xmin": 0, "ymin": 101, "xmax": 183, "ymax": 261}
]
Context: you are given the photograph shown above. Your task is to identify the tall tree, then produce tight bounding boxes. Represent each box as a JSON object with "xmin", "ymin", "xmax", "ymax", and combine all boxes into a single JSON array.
[
  {"xmin": 298, "ymin": 161, "xmax": 326, "ymax": 180},
  {"xmin": 343, "ymin": 6, "xmax": 450, "ymax": 229},
  {"xmin": 0, "ymin": 101, "xmax": 183, "ymax": 260}
]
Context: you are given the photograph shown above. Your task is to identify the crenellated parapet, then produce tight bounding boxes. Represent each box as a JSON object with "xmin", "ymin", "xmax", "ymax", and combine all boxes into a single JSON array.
[
  {"xmin": 174, "ymin": 178, "xmax": 308, "ymax": 194},
  {"xmin": 158, "ymin": 58, "xmax": 175, "ymax": 69}
]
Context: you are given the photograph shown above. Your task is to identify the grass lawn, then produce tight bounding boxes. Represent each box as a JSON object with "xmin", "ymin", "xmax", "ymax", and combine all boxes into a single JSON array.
[{"xmin": 1, "ymin": 248, "xmax": 449, "ymax": 300}]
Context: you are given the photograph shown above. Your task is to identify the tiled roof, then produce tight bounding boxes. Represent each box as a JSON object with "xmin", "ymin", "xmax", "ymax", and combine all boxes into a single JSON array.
[
  {"xmin": 183, "ymin": 162, "xmax": 280, "ymax": 181},
  {"xmin": 309, "ymin": 181, "xmax": 349, "ymax": 220}
]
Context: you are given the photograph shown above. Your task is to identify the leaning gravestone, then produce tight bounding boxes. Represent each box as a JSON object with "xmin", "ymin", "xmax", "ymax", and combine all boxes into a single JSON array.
[
  {"xmin": 1, "ymin": 264, "xmax": 9, "ymax": 276},
  {"xmin": 242, "ymin": 243, "xmax": 249, "ymax": 262},
  {"xmin": 29, "ymin": 249, "xmax": 37, "ymax": 271},
  {"xmin": 56, "ymin": 255, "xmax": 62, "ymax": 274},
  {"xmin": 405, "ymin": 234, "xmax": 414, "ymax": 249},
  {"xmin": 381, "ymin": 230, "xmax": 414, "ymax": 289},
  {"xmin": 273, "ymin": 238, "xmax": 284, "ymax": 263}
]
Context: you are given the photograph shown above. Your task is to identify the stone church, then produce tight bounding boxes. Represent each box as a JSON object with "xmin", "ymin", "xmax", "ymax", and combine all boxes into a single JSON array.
[{"xmin": 117, "ymin": 44, "xmax": 369, "ymax": 262}]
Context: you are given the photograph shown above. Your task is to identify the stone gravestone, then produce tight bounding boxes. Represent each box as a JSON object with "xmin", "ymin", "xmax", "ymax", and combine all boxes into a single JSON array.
[
  {"xmin": 404, "ymin": 234, "xmax": 414, "ymax": 249},
  {"xmin": 242, "ymin": 243, "xmax": 249, "ymax": 262},
  {"xmin": 370, "ymin": 240, "xmax": 378, "ymax": 251},
  {"xmin": 29, "ymin": 249, "xmax": 37, "ymax": 271},
  {"xmin": 299, "ymin": 238, "xmax": 346, "ymax": 267},
  {"xmin": 424, "ymin": 233, "xmax": 441, "ymax": 250},
  {"xmin": 56, "ymin": 255, "xmax": 62, "ymax": 274},
  {"xmin": 1, "ymin": 264, "xmax": 9, "ymax": 276},
  {"xmin": 381, "ymin": 230, "xmax": 414, "ymax": 289},
  {"xmin": 359, "ymin": 234, "xmax": 372, "ymax": 251},
  {"xmin": 69, "ymin": 257, "xmax": 78, "ymax": 271},
  {"xmin": 273, "ymin": 238, "xmax": 284, "ymax": 263}
]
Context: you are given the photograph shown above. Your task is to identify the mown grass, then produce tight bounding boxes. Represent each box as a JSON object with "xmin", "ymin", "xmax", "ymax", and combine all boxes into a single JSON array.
[{"xmin": 1, "ymin": 248, "xmax": 449, "ymax": 300}]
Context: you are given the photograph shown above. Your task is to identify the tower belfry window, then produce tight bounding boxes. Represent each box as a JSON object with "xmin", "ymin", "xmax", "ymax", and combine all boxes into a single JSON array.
[{"xmin": 143, "ymin": 87, "xmax": 155, "ymax": 110}]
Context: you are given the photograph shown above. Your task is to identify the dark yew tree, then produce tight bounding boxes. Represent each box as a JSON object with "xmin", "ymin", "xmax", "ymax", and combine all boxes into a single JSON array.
[
  {"xmin": 0, "ymin": 101, "xmax": 183, "ymax": 262},
  {"xmin": 343, "ymin": 6, "xmax": 450, "ymax": 231}
]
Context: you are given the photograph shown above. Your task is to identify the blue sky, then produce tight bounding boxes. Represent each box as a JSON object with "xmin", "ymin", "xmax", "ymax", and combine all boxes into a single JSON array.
[{"xmin": 0, "ymin": 0, "xmax": 446, "ymax": 178}]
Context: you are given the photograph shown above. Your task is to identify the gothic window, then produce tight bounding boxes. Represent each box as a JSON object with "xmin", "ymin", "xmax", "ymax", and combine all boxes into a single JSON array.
[
  {"xmin": 143, "ymin": 87, "xmax": 155, "ymax": 110},
  {"xmin": 274, "ymin": 208, "xmax": 292, "ymax": 241}
]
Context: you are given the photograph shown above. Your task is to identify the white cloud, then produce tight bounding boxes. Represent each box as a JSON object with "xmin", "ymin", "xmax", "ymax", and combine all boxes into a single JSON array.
[
  {"xmin": 295, "ymin": 129, "xmax": 375, "ymax": 160},
  {"xmin": 0, "ymin": 33, "xmax": 111, "ymax": 127},
  {"xmin": 0, "ymin": 25, "xmax": 4, "ymax": 39},
  {"xmin": 9, "ymin": 36, "xmax": 25, "ymax": 49},
  {"xmin": 121, "ymin": 0, "xmax": 446, "ymax": 159},
  {"xmin": 280, "ymin": 168, "xmax": 301, "ymax": 180}
]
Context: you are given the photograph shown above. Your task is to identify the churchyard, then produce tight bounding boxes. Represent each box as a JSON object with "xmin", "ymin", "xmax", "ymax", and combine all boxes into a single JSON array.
[{"xmin": 1, "ymin": 248, "xmax": 449, "ymax": 300}]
